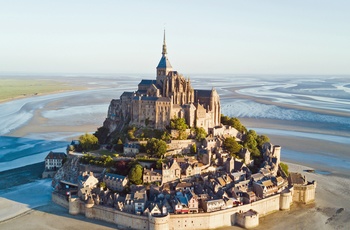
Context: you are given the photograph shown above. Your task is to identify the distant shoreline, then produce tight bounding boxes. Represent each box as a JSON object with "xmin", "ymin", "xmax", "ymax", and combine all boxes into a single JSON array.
[{"xmin": 0, "ymin": 78, "xmax": 88, "ymax": 104}]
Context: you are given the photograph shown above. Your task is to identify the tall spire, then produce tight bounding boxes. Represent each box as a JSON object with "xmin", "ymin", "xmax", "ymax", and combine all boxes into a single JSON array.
[{"xmin": 162, "ymin": 29, "xmax": 167, "ymax": 56}]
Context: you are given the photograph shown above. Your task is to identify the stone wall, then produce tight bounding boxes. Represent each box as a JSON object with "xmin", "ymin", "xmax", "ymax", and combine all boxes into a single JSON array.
[
  {"xmin": 52, "ymin": 192, "xmax": 69, "ymax": 209},
  {"xmin": 42, "ymin": 170, "xmax": 57, "ymax": 179},
  {"xmin": 293, "ymin": 181, "xmax": 316, "ymax": 204},
  {"xmin": 52, "ymin": 192, "xmax": 295, "ymax": 230},
  {"xmin": 167, "ymin": 139, "xmax": 196, "ymax": 155}
]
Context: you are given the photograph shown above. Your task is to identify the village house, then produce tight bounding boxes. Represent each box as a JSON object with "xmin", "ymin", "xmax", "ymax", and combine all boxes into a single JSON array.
[
  {"xmin": 253, "ymin": 179, "xmax": 278, "ymax": 198},
  {"xmin": 173, "ymin": 191, "xmax": 190, "ymax": 214},
  {"xmin": 124, "ymin": 193, "xmax": 134, "ymax": 213},
  {"xmin": 42, "ymin": 151, "xmax": 67, "ymax": 178},
  {"xmin": 134, "ymin": 190, "xmax": 148, "ymax": 214},
  {"xmin": 103, "ymin": 173, "xmax": 128, "ymax": 192},
  {"xmin": 123, "ymin": 143, "xmax": 140, "ymax": 156},
  {"xmin": 79, "ymin": 171, "xmax": 99, "ymax": 189},
  {"xmin": 143, "ymin": 168, "xmax": 162, "ymax": 184},
  {"xmin": 181, "ymin": 162, "xmax": 201, "ymax": 178},
  {"xmin": 44, "ymin": 151, "xmax": 66, "ymax": 170},
  {"xmin": 162, "ymin": 159, "xmax": 181, "ymax": 184},
  {"xmin": 185, "ymin": 192, "xmax": 199, "ymax": 213},
  {"xmin": 176, "ymin": 182, "xmax": 194, "ymax": 192},
  {"xmin": 231, "ymin": 171, "xmax": 246, "ymax": 183},
  {"xmin": 144, "ymin": 202, "xmax": 162, "ymax": 216},
  {"xmin": 203, "ymin": 198, "xmax": 226, "ymax": 212}
]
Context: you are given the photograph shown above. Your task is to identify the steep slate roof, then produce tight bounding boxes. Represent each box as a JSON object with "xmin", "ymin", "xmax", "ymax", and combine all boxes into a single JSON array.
[
  {"xmin": 105, "ymin": 173, "xmax": 127, "ymax": 181},
  {"xmin": 156, "ymin": 97, "xmax": 171, "ymax": 102},
  {"xmin": 133, "ymin": 96, "xmax": 158, "ymax": 101},
  {"xmin": 45, "ymin": 151, "xmax": 66, "ymax": 160},
  {"xmin": 157, "ymin": 56, "xmax": 172, "ymax": 69},
  {"xmin": 121, "ymin": 92, "xmax": 133, "ymax": 97},
  {"xmin": 138, "ymin": 79, "xmax": 157, "ymax": 86},
  {"xmin": 194, "ymin": 89, "xmax": 212, "ymax": 98},
  {"xmin": 288, "ymin": 172, "xmax": 306, "ymax": 185}
]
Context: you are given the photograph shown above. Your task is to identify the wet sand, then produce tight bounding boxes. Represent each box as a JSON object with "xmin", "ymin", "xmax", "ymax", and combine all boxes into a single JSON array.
[
  {"xmin": 1, "ymin": 84, "xmax": 350, "ymax": 229},
  {"xmin": 0, "ymin": 202, "xmax": 117, "ymax": 230}
]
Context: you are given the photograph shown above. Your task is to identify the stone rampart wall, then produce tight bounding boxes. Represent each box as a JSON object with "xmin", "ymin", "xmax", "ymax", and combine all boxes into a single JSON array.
[
  {"xmin": 53, "ymin": 192, "xmax": 290, "ymax": 230},
  {"xmin": 167, "ymin": 140, "xmax": 196, "ymax": 152},
  {"xmin": 167, "ymin": 194, "xmax": 280, "ymax": 229},
  {"xmin": 293, "ymin": 182, "xmax": 316, "ymax": 204},
  {"xmin": 52, "ymin": 192, "xmax": 69, "ymax": 209}
]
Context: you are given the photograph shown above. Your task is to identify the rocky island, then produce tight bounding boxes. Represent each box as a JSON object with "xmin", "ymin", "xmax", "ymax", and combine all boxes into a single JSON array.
[{"xmin": 51, "ymin": 33, "xmax": 316, "ymax": 230}]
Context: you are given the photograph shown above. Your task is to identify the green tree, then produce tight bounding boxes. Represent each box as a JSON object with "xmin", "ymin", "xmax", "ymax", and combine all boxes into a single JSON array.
[
  {"xmin": 223, "ymin": 137, "xmax": 242, "ymax": 156},
  {"xmin": 257, "ymin": 135, "xmax": 270, "ymax": 149},
  {"xmin": 114, "ymin": 138, "xmax": 124, "ymax": 152},
  {"xmin": 94, "ymin": 126, "xmax": 109, "ymax": 144},
  {"xmin": 280, "ymin": 162, "xmax": 289, "ymax": 176},
  {"xmin": 128, "ymin": 164, "xmax": 143, "ymax": 185},
  {"xmin": 146, "ymin": 138, "xmax": 167, "ymax": 158},
  {"xmin": 102, "ymin": 155, "xmax": 114, "ymax": 167},
  {"xmin": 170, "ymin": 117, "xmax": 188, "ymax": 139},
  {"xmin": 220, "ymin": 115, "xmax": 247, "ymax": 133},
  {"xmin": 161, "ymin": 131, "xmax": 171, "ymax": 141},
  {"xmin": 195, "ymin": 127, "xmax": 207, "ymax": 141},
  {"xmin": 127, "ymin": 126, "xmax": 136, "ymax": 140},
  {"xmin": 244, "ymin": 131, "xmax": 258, "ymax": 150},
  {"xmin": 79, "ymin": 133, "xmax": 99, "ymax": 151},
  {"xmin": 190, "ymin": 143, "xmax": 197, "ymax": 154},
  {"xmin": 99, "ymin": 181, "xmax": 107, "ymax": 190},
  {"xmin": 170, "ymin": 117, "xmax": 188, "ymax": 131},
  {"xmin": 156, "ymin": 159, "xmax": 163, "ymax": 169}
]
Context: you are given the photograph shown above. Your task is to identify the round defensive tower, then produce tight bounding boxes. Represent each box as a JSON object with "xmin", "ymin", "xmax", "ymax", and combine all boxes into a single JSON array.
[
  {"xmin": 273, "ymin": 145, "xmax": 281, "ymax": 165},
  {"xmin": 69, "ymin": 196, "xmax": 80, "ymax": 215},
  {"xmin": 148, "ymin": 213, "xmax": 170, "ymax": 230},
  {"xmin": 280, "ymin": 189, "xmax": 292, "ymax": 210},
  {"xmin": 84, "ymin": 197, "xmax": 95, "ymax": 219}
]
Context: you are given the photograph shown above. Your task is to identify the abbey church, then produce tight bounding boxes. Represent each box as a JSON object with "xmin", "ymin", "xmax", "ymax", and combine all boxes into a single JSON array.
[{"xmin": 104, "ymin": 32, "xmax": 221, "ymax": 132}]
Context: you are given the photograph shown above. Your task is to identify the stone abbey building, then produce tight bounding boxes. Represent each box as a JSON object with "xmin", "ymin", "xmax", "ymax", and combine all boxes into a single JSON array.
[{"xmin": 104, "ymin": 32, "xmax": 221, "ymax": 132}]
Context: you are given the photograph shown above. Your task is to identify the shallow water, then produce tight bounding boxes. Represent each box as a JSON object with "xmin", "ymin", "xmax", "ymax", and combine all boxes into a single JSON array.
[{"xmin": 0, "ymin": 75, "xmax": 349, "ymax": 173}]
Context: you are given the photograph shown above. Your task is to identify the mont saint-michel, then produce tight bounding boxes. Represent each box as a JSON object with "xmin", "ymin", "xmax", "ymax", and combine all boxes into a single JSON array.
[{"xmin": 48, "ymin": 34, "xmax": 317, "ymax": 230}]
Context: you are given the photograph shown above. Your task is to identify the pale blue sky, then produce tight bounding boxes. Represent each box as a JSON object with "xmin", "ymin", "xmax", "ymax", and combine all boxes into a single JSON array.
[{"xmin": 0, "ymin": 0, "xmax": 349, "ymax": 75}]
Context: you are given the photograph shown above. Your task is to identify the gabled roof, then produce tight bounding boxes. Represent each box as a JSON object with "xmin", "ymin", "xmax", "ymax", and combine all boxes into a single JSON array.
[
  {"xmin": 216, "ymin": 177, "xmax": 226, "ymax": 187},
  {"xmin": 45, "ymin": 151, "xmax": 66, "ymax": 160}
]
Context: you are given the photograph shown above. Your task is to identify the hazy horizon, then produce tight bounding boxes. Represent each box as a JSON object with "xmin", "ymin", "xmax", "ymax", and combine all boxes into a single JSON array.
[{"xmin": 1, "ymin": 1, "xmax": 350, "ymax": 75}]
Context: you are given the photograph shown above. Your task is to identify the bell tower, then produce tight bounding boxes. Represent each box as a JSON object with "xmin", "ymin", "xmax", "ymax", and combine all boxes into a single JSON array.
[{"xmin": 156, "ymin": 30, "xmax": 172, "ymax": 88}]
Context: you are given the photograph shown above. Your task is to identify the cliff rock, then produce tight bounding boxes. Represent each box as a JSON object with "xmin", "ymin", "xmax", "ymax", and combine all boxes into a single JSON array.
[{"xmin": 52, "ymin": 156, "xmax": 80, "ymax": 190}]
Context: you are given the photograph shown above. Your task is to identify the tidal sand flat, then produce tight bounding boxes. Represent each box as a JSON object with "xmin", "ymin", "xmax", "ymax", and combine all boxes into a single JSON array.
[{"xmin": 0, "ymin": 75, "xmax": 349, "ymax": 229}]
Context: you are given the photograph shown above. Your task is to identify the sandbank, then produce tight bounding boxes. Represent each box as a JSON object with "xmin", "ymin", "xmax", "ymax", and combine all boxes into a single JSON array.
[{"xmin": 223, "ymin": 86, "xmax": 350, "ymax": 119}]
